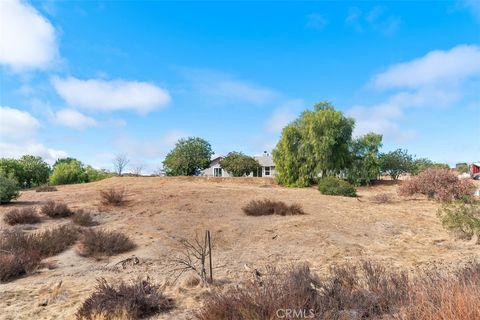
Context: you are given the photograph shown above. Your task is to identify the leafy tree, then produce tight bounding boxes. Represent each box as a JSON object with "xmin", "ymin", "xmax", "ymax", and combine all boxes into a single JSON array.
[
  {"xmin": 163, "ymin": 137, "xmax": 214, "ymax": 176},
  {"xmin": 347, "ymin": 133, "xmax": 383, "ymax": 185},
  {"xmin": 0, "ymin": 158, "xmax": 25, "ymax": 186},
  {"xmin": 456, "ymin": 163, "xmax": 470, "ymax": 174},
  {"xmin": 53, "ymin": 157, "xmax": 78, "ymax": 169},
  {"xmin": 220, "ymin": 152, "xmax": 260, "ymax": 177},
  {"xmin": 379, "ymin": 149, "xmax": 413, "ymax": 180},
  {"xmin": 0, "ymin": 173, "xmax": 19, "ymax": 204},
  {"xmin": 19, "ymin": 155, "xmax": 50, "ymax": 187},
  {"xmin": 50, "ymin": 159, "xmax": 88, "ymax": 185},
  {"xmin": 273, "ymin": 101, "xmax": 354, "ymax": 187},
  {"xmin": 85, "ymin": 166, "xmax": 113, "ymax": 182},
  {"xmin": 410, "ymin": 158, "xmax": 434, "ymax": 175}
]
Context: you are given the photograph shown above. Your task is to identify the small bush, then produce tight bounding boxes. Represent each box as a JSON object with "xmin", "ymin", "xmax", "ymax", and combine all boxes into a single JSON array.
[
  {"xmin": 36, "ymin": 185, "xmax": 57, "ymax": 192},
  {"xmin": 100, "ymin": 188, "xmax": 127, "ymax": 206},
  {"xmin": 3, "ymin": 207, "xmax": 41, "ymax": 225},
  {"xmin": 77, "ymin": 229, "xmax": 135, "ymax": 258},
  {"xmin": 399, "ymin": 168, "xmax": 475, "ymax": 202},
  {"xmin": 438, "ymin": 202, "xmax": 480, "ymax": 242},
  {"xmin": 0, "ymin": 175, "xmax": 20, "ymax": 204},
  {"xmin": 0, "ymin": 251, "xmax": 41, "ymax": 282},
  {"xmin": 242, "ymin": 199, "xmax": 305, "ymax": 216},
  {"xmin": 76, "ymin": 278, "xmax": 174, "ymax": 320},
  {"xmin": 318, "ymin": 176, "xmax": 357, "ymax": 197},
  {"xmin": 41, "ymin": 200, "xmax": 74, "ymax": 218},
  {"xmin": 371, "ymin": 193, "xmax": 393, "ymax": 204},
  {"xmin": 72, "ymin": 210, "xmax": 96, "ymax": 227},
  {"xmin": 0, "ymin": 225, "xmax": 78, "ymax": 257}
]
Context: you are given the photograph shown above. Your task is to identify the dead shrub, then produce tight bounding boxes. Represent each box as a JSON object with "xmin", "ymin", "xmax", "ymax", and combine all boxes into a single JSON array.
[
  {"xmin": 0, "ymin": 225, "xmax": 78, "ymax": 257},
  {"xmin": 72, "ymin": 210, "xmax": 96, "ymax": 227},
  {"xmin": 242, "ymin": 199, "xmax": 305, "ymax": 216},
  {"xmin": 100, "ymin": 188, "xmax": 127, "ymax": 206},
  {"xmin": 36, "ymin": 185, "xmax": 58, "ymax": 192},
  {"xmin": 3, "ymin": 207, "xmax": 41, "ymax": 225},
  {"xmin": 76, "ymin": 278, "xmax": 174, "ymax": 319},
  {"xmin": 371, "ymin": 193, "xmax": 394, "ymax": 204},
  {"xmin": 0, "ymin": 251, "xmax": 41, "ymax": 282},
  {"xmin": 41, "ymin": 200, "xmax": 74, "ymax": 218},
  {"xmin": 196, "ymin": 261, "xmax": 480, "ymax": 320},
  {"xmin": 77, "ymin": 229, "xmax": 135, "ymax": 258},
  {"xmin": 399, "ymin": 168, "xmax": 475, "ymax": 202}
]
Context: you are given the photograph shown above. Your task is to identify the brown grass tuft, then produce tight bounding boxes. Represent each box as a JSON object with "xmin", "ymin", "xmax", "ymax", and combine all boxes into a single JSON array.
[
  {"xmin": 242, "ymin": 199, "xmax": 305, "ymax": 216},
  {"xmin": 77, "ymin": 229, "xmax": 135, "ymax": 258},
  {"xmin": 0, "ymin": 251, "xmax": 41, "ymax": 282},
  {"xmin": 72, "ymin": 210, "xmax": 96, "ymax": 227},
  {"xmin": 76, "ymin": 278, "xmax": 174, "ymax": 319},
  {"xmin": 371, "ymin": 193, "xmax": 394, "ymax": 204},
  {"xmin": 36, "ymin": 185, "xmax": 58, "ymax": 192},
  {"xmin": 100, "ymin": 188, "xmax": 127, "ymax": 206},
  {"xmin": 3, "ymin": 207, "xmax": 41, "ymax": 225},
  {"xmin": 41, "ymin": 200, "xmax": 74, "ymax": 218}
]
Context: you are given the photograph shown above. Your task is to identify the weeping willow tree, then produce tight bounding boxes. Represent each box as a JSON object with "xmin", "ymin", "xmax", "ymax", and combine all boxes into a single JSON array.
[{"xmin": 272, "ymin": 102, "xmax": 354, "ymax": 187}]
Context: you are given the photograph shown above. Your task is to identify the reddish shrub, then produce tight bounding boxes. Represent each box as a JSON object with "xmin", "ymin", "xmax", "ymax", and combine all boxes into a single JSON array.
[
  {"xmin": 77, "ymin": 229, "xmax": 135, "ymax": 258},
  {"xmin": 41, "ymin": 200, "xmax": 74, "ymax": 218},
  {"xmin": 72, "ymin": 210, "xmax": 96, "ymax": 227},
  {"xmin": 242, "ymin": 199, "xmax": 305, "ymax": 216},
  {"xmin": 399, "ymin": 168, "xmax": 475, "ymax": 202},
  {"xmin": 100, "ymin": 188, "xmax": 127, "ymax": 206},
  {"xmin": 0, "ymin": 251, "xmax": 41, "ymax": 282},
  {"xmin": 371, "ymin": 193, "xmax": 394, "ymax": 204}
]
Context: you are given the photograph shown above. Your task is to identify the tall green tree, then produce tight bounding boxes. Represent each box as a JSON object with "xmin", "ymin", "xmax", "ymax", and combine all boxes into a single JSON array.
[
  {"xmin": 0, "ymin": 158, "xmax": 25, "ymax": 186},
  {"xmin": 163, "ymin": 137, "xmax": 214, "ymax": 176},
  {"xmin": 220, "ymin": 152, "xmax": 260, "ymax": 177},
  {"xmin": 273, "ymin": 101, "xmax": 354, "ymax": 187},
  {"xmin": 379, "ymin": 149, "xmax": 413, "ymax": 180},
  {"xmin": 347, "ymin": 133, "xmax": 383, "ymax": 185},
  {"xmin": 19, "ymin": 155, "xmax": 50, "ymax": 187},
  {"xmin": 50, "ymin": 159, "xmax": 88, "ymax": 185}
]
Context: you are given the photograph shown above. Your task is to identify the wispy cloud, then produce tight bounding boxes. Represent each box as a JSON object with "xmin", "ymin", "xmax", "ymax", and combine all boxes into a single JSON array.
[
  {"xmin": 265, "ymin": 99, "xmax": 304, "ymax": 133},
  {"xmin": 51, "ymin": 76, "xmax": 171, "ymax": 113},
  {"xmin": 345, "ymin": 6, "xmax": 401, "ymax": 36},
  {"xmin": 461, "ymin": 0, "xmax": 480, "ymax": 22},
  {"xmin": 53, "ymin": 109, "xmax": 99, "ymax": 130},
  {"xmin": 306, "ymin": 13, "xmax": 328, "ymax": 30},
  {"xmin": 179, "ymin": 67, "xmax": 279, "ymax": 105},
  {"xmin": 0, "ymin": 0, "xmax": 59, "ymax": 71},
  {"xmin": 349, "ymin": 44, "xmax": 480, "ymax": 142},
  {"xmin": 0, "ymin": 106, "xmax": 66, "ymax": 162}
]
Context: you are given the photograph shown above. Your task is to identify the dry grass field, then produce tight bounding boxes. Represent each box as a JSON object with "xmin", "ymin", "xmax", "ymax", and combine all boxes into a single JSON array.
[{"xmin": 1, "ymin": 177, "xmax": 479, "ymax": 319}]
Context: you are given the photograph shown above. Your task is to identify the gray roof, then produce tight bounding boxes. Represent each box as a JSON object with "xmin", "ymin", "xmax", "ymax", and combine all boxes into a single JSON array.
[{"xmin": 254, "ymin": 155, "xmax": 274, "ymax": 167}]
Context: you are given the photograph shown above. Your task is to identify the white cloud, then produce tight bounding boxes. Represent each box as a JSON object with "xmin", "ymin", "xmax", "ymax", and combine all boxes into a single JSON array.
[
  {"xmin": 51, "ymin": 77, "xmax": 171, "ymax": 113},
  {"xmin": 0, "ymin": 106, "xmax": 66, "ymax": 163},
  {"xmin": 371, "ymin": 45, "xmax": 480, "ymax": 89},
  {"xmin": 180, "ymin": 68, "xmax": 278, "ymax": 105},
  {"xmin": 54, "ymin": 109, "xmax": 98, "ymax": 130},
  {"xmin": 0, "ymin": 0, "xmax": 58, "ymax": 70},
  {"xmin": 462, "ymin": 0, "xmax": 480, "ymax": 21},
  {"xmin": 265, "ymin": 99, "xmax": 304, "ymax": 133},
  {"xmin": 349, "ymin": 44, "xmax": 480, "ymax": 142},
  {"xmin": 306, "ymin": 13, "xmax": 328, "ymax": 30},
  {"xmin": 0, "ymin": 106, "xmax": 40, "ymax": 141}
]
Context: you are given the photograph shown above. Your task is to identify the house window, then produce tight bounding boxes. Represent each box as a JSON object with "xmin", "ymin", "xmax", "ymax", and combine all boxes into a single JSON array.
[
  {"xmin": 264, "ymin": 166, "xmax": 270, "ymax": 176},
  {"xmin": 214, "ymin": 168, "xmax": 222, "ymax": 177}
]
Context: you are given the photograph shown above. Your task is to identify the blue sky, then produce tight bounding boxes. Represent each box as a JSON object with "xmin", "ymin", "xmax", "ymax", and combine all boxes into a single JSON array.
[{"xmin": 0, "ymin": 0, "xmax": 479, "ymax": 173}]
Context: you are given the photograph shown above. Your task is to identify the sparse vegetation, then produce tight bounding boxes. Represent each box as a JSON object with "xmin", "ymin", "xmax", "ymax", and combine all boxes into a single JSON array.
[
  {"xmin": 4, "ymin": 207, "xmax": 41, "ymax": 225},
  {"xmin": 371, "ymin": 193, "xmax": 394, "ymax": 204},
  {"xmin": 399, "ymin": 168, "xmax": 475, "ymax": 202},
  {"xmin": 0, "ymin": 174, "xmax": 20, "ymax": 204},
  {"xmin": 317, "ymin": 176, "xmax": 356, "ymax": 197},
  {"xmin": 72, "ymin": 210, "xmax": 96, "ymax": 227},
  {"xmin": 196, "ymin": 261, "xmax": 480, "ymax": 320},
  {"xmin": 438, "ymin": 202, "xmax": 480, "ymax": 243},
  {"xmin": 242, "ymin": 199, "xmax": 305, "ymax": 216},
  {"xmin": 77, "ymin": 229, "xmax": 135, "ymax": 258},
  {"xmin": 36, "ymin": 185, "xmax": 58, "ymax": 192},
  {"xmin": 76, "ymin": 278, "xmax": 174, "ymax": 320},
  {"xmin": 40, "ymin": 200, "xmax": 74, "ymax": 218},
  {"xmin": 0, "ymin": 251, "xmax": 41, "ymax": 282},
  {"xmin": 100, "ymin": 188, "xmax": 127, "ymax": 206}
]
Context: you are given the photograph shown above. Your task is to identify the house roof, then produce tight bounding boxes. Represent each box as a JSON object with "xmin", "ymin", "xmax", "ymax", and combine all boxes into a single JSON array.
[
  {"xmin": 254, "ymin": 155, "xmax": 274, "ymax": 167},
  {"xmin": 473, "ymin": 162, "xmax": 480, "ymax": 167}
]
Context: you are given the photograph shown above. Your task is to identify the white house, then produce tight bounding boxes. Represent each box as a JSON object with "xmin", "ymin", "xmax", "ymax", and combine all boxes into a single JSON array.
[{"xmin": 201, "ymin": 152, "xmax": 276, "ymax": 177}]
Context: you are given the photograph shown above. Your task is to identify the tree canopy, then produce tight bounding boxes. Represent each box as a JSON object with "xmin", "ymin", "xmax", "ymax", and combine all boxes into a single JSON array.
[
  {"xmin": 163, "ymin": 137, "xmax": 214, "ymax": 176},
  {"xmin": 19, "ymin": 155, "xmax": 50, "ymax": 187},
  {"xmin": 347, "ymin": 133, "xmax": 383, "ymax": 185},
  {"xmin": 379, "ymin": 149, "xmax": 413, "ymax": 180},
  {"xmin": 220, "ymin": 152, "xmax": 260, "ymax": 177},
  {"xmin": 273, "ymin": 101, "xmax": 354, "ymax": 187}
]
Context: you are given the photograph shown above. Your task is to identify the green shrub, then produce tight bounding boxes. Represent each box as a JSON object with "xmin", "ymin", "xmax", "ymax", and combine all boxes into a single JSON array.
[
  {"xmin": 438, "ymin": 202, "xmax": 480, "ymax": 242},
  {"xmin": 0, "ymin": 174, "xmax": 20, "ymax": 204},
  {"xmin": 85, "ymin": 166, "xmax": 113, "ymax": 182},
  {"xmin": 318, "ymin": 176, "xmax": 356, "ymax": 197},
  {"xmin": 50, "ymin": 160, "xmax": 88, "ymax": 185}
]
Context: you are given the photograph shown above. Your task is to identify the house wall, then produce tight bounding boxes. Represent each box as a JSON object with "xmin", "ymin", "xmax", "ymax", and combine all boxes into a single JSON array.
[{"xmin": 201, "ymin": 159, "xmax": 231, "ymax": 177}]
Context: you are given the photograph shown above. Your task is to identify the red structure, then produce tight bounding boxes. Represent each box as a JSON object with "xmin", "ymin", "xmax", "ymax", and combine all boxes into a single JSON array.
[{"xmin": 471, "ymin": 162, "xmax": 480, "ymax": 179}]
